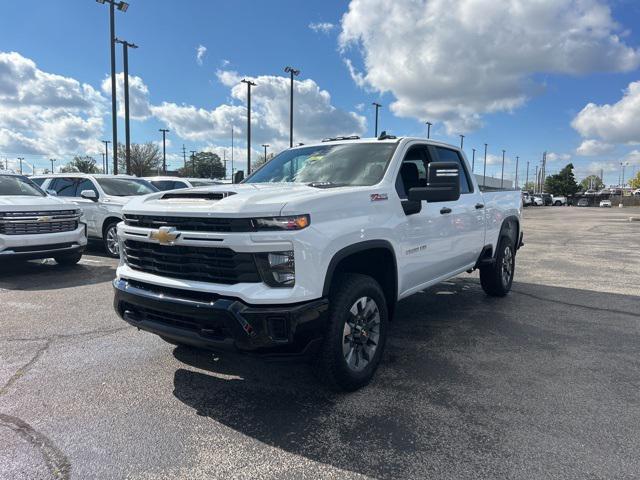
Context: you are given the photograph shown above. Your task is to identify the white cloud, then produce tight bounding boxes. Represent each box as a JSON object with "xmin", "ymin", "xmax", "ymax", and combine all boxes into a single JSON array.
[
  {"xmin": 339, "ymin": 0, "xmax": 640, "ymax": 134},
  {"xmin": 572, "ymin": 81, "xmax": 640, "ymax": 145},
  {"xmin": 153, "ymin": 71, "xmax": 366, "ymax": 147},
  {"xmin": 309, "ymin": 22, "xmax": 335, "ymax": 34},
  {"xmin": 196, "ymin": 45, "xmax": 207, "ymax": 66},
  {"xmin": 0, "ymin": 51, "xmax": 106, "ymax": 156},
  {"xmin": 101, "ymin": 73, "xmax": 151, "ymax": 120},
  {"xmin": 546, "ymin": 152, "xmax": 571, "ymax": 162},
  {"xmin": 576, "ymin": 139, "xmax": 615, "ymax": 156}
]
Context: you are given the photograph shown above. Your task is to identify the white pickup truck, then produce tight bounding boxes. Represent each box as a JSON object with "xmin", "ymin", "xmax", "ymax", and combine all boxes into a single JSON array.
[
  {"xmin": 0, "ymin": 172, "xmax": 86, "ymax": 264},
  {"xmin": 113, "ymin": 136, "xmax": 523, "ymax": 390}
]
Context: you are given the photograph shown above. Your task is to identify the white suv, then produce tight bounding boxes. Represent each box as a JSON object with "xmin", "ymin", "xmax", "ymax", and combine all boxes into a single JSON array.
[{"xmin": 33, "ymin": 174, "xmax": 157, "ymax": 257}]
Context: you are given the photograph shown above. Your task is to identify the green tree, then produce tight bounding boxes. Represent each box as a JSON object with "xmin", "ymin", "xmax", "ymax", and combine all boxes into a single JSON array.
[
  {"xmin": 178, "ymin": 151, "xmax": 225, "ymax": 178},
  {"xmin": 544, "ymin": 163, "xmax": 579, "ymax": 196},
  {"xmin": 629, "ymin": 171, "xmax": 640, "ymax": 190},
  {"xmin": 60, "ymin": 155, "xmax": 100, "ymax": 174},
  {"xmin": 522, "ymin": 181, "xmax": 535, "ymax": 192},
  {"xmin": 117, "ymin": 142, "xmax": 162, "ymax": 177},
  {"xmin": 580, "ymin": 175, "xmax": 604, "ymax": 191},
  {"xmin": 251, "ymin": 153, "xmax": 274, "ymax": 172}
]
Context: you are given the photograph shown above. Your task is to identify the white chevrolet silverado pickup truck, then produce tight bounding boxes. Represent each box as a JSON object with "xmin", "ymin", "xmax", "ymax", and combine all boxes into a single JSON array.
[
  {"xmin": 1, "ymin": 172, "xmax": 86, "ymax": 264},
  {"xmin": 113, "ymin": 136, "xmax": 523, "ymax": 390}
]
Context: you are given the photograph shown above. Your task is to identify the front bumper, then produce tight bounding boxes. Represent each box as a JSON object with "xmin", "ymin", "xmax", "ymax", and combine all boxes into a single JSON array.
[
  {"xmin": 113, "ymin": 278, "xmax": 329, "ymax": 357},
  {"xmin": 0, "ymin": 224, "xmax": 87, "ymax": 259}
]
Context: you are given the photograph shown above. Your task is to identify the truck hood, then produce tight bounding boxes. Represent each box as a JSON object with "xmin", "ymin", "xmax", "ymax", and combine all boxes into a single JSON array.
[
  {"xmin": 0, "ymin": 195, "xmax": 76, "ymax": 211},
  {"xmin": 122, "ymin": 183, "xmax": 351, "ymax": 217}
]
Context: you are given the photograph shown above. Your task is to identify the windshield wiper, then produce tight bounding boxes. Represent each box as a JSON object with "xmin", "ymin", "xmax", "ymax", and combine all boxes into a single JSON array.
[{"xmin": 306, "ymin": 181, "xmax": 348, "ymax": 188}]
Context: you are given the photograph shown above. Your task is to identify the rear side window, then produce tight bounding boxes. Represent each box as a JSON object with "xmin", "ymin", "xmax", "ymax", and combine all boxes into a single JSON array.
[
  {"xmin": 50, "ymin": 177, "xmax": 77, "ymax": 197},
  {"xmin": 435, "ymin": 147, "xmax": 472, "ymax": 194}
]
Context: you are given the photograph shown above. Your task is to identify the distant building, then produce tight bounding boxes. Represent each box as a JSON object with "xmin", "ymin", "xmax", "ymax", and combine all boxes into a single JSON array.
[{"xmin": 474, "ymin": 174, "xmax": 514, "ymax": 190}]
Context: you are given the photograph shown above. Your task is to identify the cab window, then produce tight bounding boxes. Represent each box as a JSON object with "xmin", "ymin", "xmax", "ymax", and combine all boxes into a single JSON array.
[{"xmin": 434, "ymin": 147, "xmax": 473, "ymax": 194}]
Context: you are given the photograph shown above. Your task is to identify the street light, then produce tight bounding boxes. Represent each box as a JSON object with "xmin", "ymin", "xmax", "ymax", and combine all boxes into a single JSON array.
[
  {"xmin": 426, "ymin": 121, "xmax": 432, "ymax": 139},
  {"xmin": 471, "ymin": 148, "xmax": 476, "ymax": 172},
  {"xmin": 50, "ymin": 158, "xmax": 56, "ymax": 173},
  {"xmin": 96, "ymin": 0, "xmax": 129, "ymax": 175},
  {"xmin": 17, "ymin": 157, "xmax": 24, "ymax": 175},
  {"xmin": 102, "ymin": 140, "xmax": 111, "ymax": 175},
  {"xmin": 284, "ymin": 66, "xmax": 300, "ymax": 148},
  {"xmin": 190, "ymin": 150, "xmax": 197, "ymax": 177},
  {"xmin": 483, "ymin": 143, "xmax": 488, "ymax": 187},
  {"xmin": 159, "ymin": 128, "xmax": 170, "ymax": 174},
  {"xmin": 459, "ymin": 134, "xmax": 464, "ymax": 149},
  {"xmin": 372, "ymin": 102, "xmax": 382, "ymax": 137},
  {"xmin": 515, "ymin": 156, "xmax": 519, "ymax": 189},
  {"xmin": 241, "ymin": 79, "xmax": 256, "ymax": 175},
  {"xmin": 501, "ymin": 150, "xmax": 506, "ymax": 189},
  {"xmin": 261, "ymin": 144, "xmax": 270, "ymax": 163},
  {"xmin": 114, "ymin": 38, "xmax": 138, "ymax": 175}
]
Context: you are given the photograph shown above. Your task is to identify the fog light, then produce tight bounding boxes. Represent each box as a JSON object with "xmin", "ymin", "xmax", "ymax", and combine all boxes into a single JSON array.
[{"xmin": 256, "ymin": 250, "xmax": 295, "ymax": 287}]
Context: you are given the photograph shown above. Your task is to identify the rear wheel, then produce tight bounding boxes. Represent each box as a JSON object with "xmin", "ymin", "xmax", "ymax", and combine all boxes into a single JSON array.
[
  {"xmin": 54, "ymin": 252, "xmax": 83, "ymax": 266},
  {"xmin": 554, "ymin": 201, "xmax": 562, "ymax": 206},
  {"xmin": 315, "ymin": 273, "xmax": 388, "ymax": 391},
  {"xmin": 480, "ymin": 234, "xmax": 515, "ymax": 297},
  {"xmin": 103, "ymin": 221, "xmax": 120, "ymax": 258}
]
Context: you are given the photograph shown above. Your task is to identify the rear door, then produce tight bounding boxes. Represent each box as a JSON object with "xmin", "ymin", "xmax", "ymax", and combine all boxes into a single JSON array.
[
  {"xmin": 431, "ymin": 146, "xmax": 485, "ymax": 270},
  {"xmin": 74, "ymin": 178, "xmax": 102, "ymax": 236}
]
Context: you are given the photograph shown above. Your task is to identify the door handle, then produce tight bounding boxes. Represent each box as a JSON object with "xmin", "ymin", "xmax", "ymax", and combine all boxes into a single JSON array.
[
  {"xmin": 475, "ymin": 203, "xmax": 484, "ymax": 209},
  {"xmin": 440, "ymin": 207, "xmax": 452, "ymax": 215}
]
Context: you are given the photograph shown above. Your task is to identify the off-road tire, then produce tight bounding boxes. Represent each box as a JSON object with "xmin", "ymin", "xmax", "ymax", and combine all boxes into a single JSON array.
[{"xmin": 314, "ymin": 273, "xmax": 388, "ymax": 392}]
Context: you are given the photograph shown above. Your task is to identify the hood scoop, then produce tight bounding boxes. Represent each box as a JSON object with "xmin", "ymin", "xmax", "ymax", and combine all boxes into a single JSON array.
[{"xmin": 160, "ymin": 191, "xmax": 236, "ymax": 201}]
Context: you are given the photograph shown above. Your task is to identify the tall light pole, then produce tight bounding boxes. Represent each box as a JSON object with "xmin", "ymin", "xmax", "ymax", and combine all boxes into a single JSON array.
[
  {"xmin": 17, "ymin": 157, "xmax": 24, "ymax": 175},
  {"xmin": 115, "ymin": 37, "xmax": 138, "ymax": 175},
  {"xmin": 426, "ymin": 122, "xmax": 432, "ymax": 139},
  {"xmin": 471, "ymin": 148, "xmax": 476, "ymax": 172},
  {"xmin": 102, "ymin": 140, "xmax": 111, "ymax": 175},
  {"xmin": 372, "ymin": 102, "xmax": 382, "ymax": 137},
  {"xmin": 241, "ymin": 79, "xmax": 256, "ymax": 175},
  {"xmin": 501, "ymin": 150, "xmax": 506, "ymax": 189},
  {"xmin": 483, "ymin": 143, "xmax": 488, "ymax": 187},
  {"xmin": 459, "ymin": 134, "xmax": 465, "ymax": 149},
  {"xmin": 50, "ymin": 158, "xmax": 56, "ymax": 173},
  {"xmin": 284, "ymin": 66, "xmax": 299, "ymax": 148},
  {"xmin": 159, "ymin": 128, "xmax": 170, "ymax": 174},
  {"xmin": 96, "ymin": 0, "xmax": 129, "ymax": 175},
  {"xmin": 526, "ymin": 161, "xmax": 529, "ymax": 190},
  {"xmin": 231, "ymin": 126, "xmax": 235, "ymax": 182},
  {"xmin": 261, "ymin": 144, "xmax": 269, "ymax": 163},
  {"xmin": 101, "ymin": 153, "xmax": 106, "ymax": 172},
  {"xmin": 515, "ymin": 156, "xmax": 519, "ymax": 189}
]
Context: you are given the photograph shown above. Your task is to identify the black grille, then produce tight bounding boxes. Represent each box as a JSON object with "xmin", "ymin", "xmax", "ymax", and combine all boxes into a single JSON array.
[
  {"xmin": 124, "ymin": 214, "xmax": 254, "ymax": 233},
  {"xmin": 123, "ymin": 240, "xmax": 261, "ymax": 284},
  {"xmin": 0, "ymin": 209, "xmax": 78, "ymax": 217},
  {"xmin": 0, "ymin": 220, "xmax": 77, "ymax": 235},
  {"xmin": 120, "ymin": 302, "xmax": 232, "ymax": 340}
]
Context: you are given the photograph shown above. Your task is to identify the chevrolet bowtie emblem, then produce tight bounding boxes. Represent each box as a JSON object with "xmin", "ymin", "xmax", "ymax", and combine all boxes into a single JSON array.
[
  {"xmin": 36, "ymin": 216, "xmax": 51, "ymax": 223},
  {"xmin": 149, "ymin": 226, "xmax": 181, "ymax": 245}
]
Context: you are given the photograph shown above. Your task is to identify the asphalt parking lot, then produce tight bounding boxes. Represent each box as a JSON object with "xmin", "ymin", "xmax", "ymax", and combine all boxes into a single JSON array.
[{"xmin": 1, "ymin": 207, "xmax": 639, "ymax": 480}]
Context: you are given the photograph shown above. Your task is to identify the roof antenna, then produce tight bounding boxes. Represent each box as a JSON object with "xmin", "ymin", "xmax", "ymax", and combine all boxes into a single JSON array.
[{"xmin": 378, "ymin": 131, "xmax": 397, "ymax": 140}]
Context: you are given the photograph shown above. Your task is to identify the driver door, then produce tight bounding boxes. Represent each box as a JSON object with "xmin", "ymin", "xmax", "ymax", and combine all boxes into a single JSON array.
[{"xmin": 73, "ymin": 178, "xmax": 101, "ymax": 237}]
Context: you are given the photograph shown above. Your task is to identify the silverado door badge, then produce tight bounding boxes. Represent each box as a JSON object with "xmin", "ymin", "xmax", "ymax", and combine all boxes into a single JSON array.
[
  {"xmin": 149, "ymin": 226, "xmax": 181, "ymax": 245},
  {"xmin": 370, "ymin": 193, "xmax": 388, "ymax": 202}
]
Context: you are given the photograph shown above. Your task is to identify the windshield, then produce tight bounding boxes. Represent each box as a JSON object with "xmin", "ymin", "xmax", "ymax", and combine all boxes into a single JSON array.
[
  {"xmin": 245, "ymin": 143, "xmax": 397, "ymax": 186},
  {"xmin": 0, "ymin": 175, "xmax": 45, "ymax": 197},
  {"xmin": 96, "ymin": 178, "xmax": 158, "ymax": 196}
]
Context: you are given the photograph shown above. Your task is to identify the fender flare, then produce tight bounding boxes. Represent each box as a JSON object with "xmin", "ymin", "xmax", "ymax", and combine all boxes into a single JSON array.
[
  {"xmin": 322, "ymin": 239, "xmax": 398, "ymax": 299},
  {"xmin": 499, "ymin": 215, "xmax": 520, "ymax": 251}
]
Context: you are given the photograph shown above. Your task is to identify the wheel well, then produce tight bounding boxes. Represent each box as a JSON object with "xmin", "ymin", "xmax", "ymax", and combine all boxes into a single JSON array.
[
  {"xmin": 102, "ymin": 216, "xmax": 122, "ymax": 237},
  {"xmin": 500, "ymin": 216, "xmax": 520, "ymax": 248},
  {"xmin": 323, "ymin": 243, "xmax": 398, "ymax": 319}
]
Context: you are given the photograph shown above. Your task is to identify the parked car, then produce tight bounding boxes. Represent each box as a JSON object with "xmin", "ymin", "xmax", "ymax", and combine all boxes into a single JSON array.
[
  {"xmin": 0, "ymin": 172, "xmax": 86, "ymax": 264},
  {"xmin": 584, "ymin": 189, "xmax": 597, "ymax": 196},
  {"xmin": 522, "ymin": 192, "xmax": 532, "ymax": 206},
  {"xmin": 32, "ymin": 174, "xmax": 158, "ymax": 257},
  {"xmin": 599, "ymin": 200, "xmax": 612, "ymax": 208},
  {"xmin": 632, "ymin": 189, "xmax": 640, "ymax": 196},
  {"xmin": 145, "ymin": 176, "xmax": 223, "ymax": 191},
  {"xmin": 532, "ymin": 195, "xmax": 544, "ymax": 206},
  {"xmin": 113, "ymin": 136, "xmax": 523, "ymax": 391},
  {"xmin": 577, "ymin": 198, "xmax": 589, "ymax": 207},
  {"xmin": 551, "ymin": 195, "xmax": 567, "ymax": 206}
]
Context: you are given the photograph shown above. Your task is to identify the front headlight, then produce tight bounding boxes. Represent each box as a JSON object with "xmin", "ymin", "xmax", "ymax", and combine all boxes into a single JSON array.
[
  {"xmin": 255, "ymin": 250, "xmax": 295, "ymax": 287},
  {"xmin": 252, "ymin": 215, "xmax": 310, "ymax": 231}
]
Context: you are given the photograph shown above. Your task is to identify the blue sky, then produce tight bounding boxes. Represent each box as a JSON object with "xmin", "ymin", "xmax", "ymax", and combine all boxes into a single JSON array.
[{"xmin": 1, "ymin": 0, "xmax": 640, "ymax": 185}]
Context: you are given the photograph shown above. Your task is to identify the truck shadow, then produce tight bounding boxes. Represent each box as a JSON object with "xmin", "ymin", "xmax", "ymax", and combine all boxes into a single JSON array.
[{"xmin": 171, "ymin": 278, "xmax": 640, "ymax": 479}]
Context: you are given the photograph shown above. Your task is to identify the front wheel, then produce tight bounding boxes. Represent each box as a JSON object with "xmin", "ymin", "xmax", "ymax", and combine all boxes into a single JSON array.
[
  {"xmin": 480, "ymin": 235, "xmax": 515, "ymax": 297},
  {"xmin": 314, "ymin": 273, "xmax": 388, "ymax": 392},
  {"xmin": 103, "ymin": 221, "xmax": 120, "ymax": 258},
  {"xmin": 554, "ymin": 201, "xmax": 562, "ymax": 206},
  {"xmin": 54, "ymin": 252, "xmax": 83, "ymax": 266}
]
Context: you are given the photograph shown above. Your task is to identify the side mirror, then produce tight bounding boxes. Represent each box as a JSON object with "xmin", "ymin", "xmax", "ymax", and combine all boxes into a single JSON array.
[
  {"xmin": 234, "ymin": 170, "xmax": 244, "ymax": 184},
  {"xmin": 80, "ymin": 189, "xmax": 98, "ymax": 201},
  {"xmin": 408, "ymin": 161, "xmax": 460, "ymax": 203},
  {"xmin": 46, "ymin": 189, "xmax": 57, "ymax": 196}
]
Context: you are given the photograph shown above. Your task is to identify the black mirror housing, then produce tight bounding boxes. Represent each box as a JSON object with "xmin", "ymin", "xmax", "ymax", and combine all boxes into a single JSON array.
[{"xmin": 407, "ymin": 161, "xmax": 460, "ymax": 203}]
